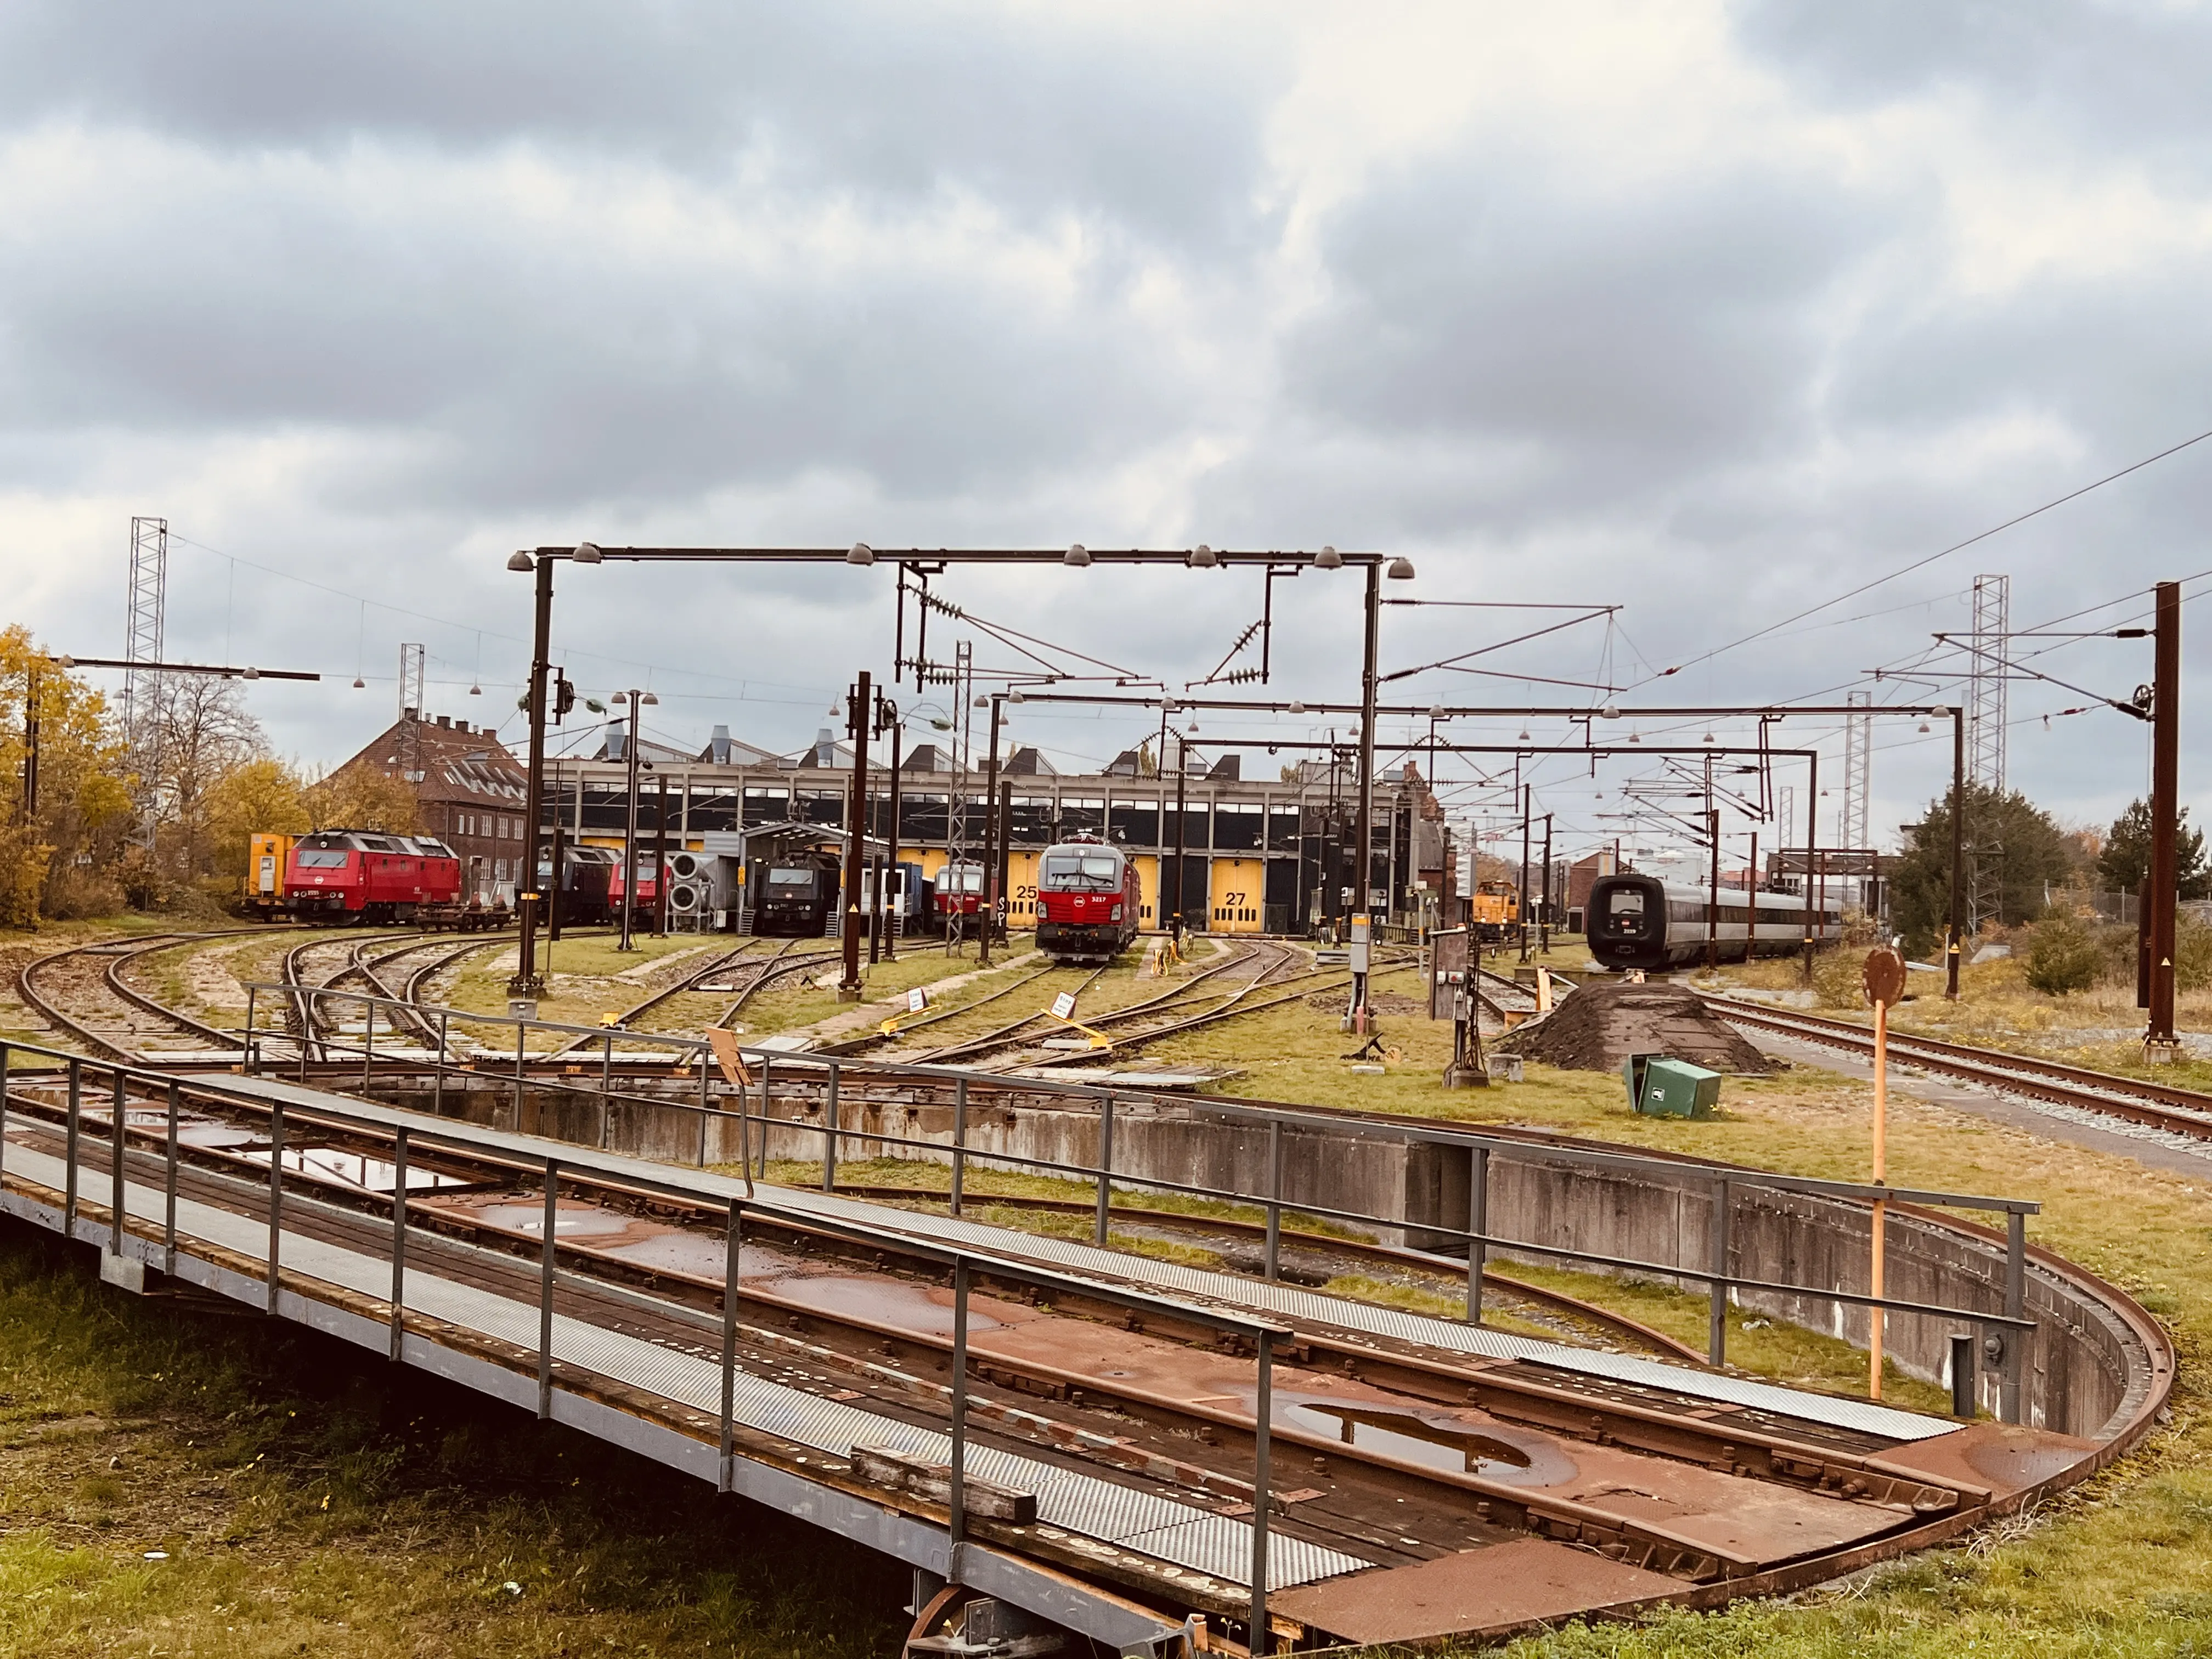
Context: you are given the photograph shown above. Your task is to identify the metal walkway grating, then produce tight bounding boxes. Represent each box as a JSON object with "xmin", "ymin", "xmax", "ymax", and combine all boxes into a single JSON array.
[
  {"xmin": 207, "ymin": 1071, "xmax": 1956, "ymax": 1442},
  {"xmin": 0, "ymin": 1136, "xmax": 1366, "ymax": 1593}
]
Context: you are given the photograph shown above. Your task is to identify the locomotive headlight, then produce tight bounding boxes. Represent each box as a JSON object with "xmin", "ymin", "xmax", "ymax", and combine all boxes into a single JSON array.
[{"xmin": 1111, "ymin": 905, "xmax": 1123, "ymax": 921}]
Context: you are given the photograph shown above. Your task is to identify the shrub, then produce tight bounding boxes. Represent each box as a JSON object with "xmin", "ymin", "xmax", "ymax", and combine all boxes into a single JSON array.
[
  {"xmin": 1812, "ymin": 947, "xmax": 1868, "ymax": 1009},
  {"xmin": 2179, "ymin": 913, "xmax": 2212, "ymax": 993},
  {"xmin": 116, "ymin": 845, "xmax": 168, "ymax": 911},
  {"xmin": 2024, "ymin": 915, "xmax": 2103, "ymax": 996},
  {"xmin": 41, "ymin": 862, "xmax": 124, "ymax": 922},
  {"xmin": 0, "ymin": 827, "xmax": 52, "ymax": 928}
]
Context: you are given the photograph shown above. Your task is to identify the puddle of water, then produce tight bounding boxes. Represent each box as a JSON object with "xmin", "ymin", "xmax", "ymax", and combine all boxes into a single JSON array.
[
  {"xmin": 453, "ymin": 1201, "xmax": 634, "ymax": 1236},
  {"xmin": 176, "ymin": 1123, "xmax": 259, "ymax": 1149},
  {"xmin": 238, "ymin": 1146, "xmax": 470, "ymax": 1194}
]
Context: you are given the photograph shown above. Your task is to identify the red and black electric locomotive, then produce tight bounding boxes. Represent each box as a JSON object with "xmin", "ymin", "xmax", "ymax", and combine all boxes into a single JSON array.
[
  {"xmin": 286, "ymin": 831, "xmax": 462, "ymax": 924},
  {"xmin": 1035, "ymin": 835, "xmax": 1141, "ymax": 964}
]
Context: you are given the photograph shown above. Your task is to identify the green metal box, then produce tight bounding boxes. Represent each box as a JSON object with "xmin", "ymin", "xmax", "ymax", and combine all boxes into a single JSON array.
[{"xmin": 1624, "ymin": 1054, "xmax": 1722, "ymax": 1118}]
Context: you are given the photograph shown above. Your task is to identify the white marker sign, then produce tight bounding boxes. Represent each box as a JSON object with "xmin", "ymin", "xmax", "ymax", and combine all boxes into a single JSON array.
[
  {"xmin": 1051, "ymin": 992, "xmax": 1078, "ymax": 1021},
  {"xmin": 907, "ymin": 988, "xmax": 931, "ymax": 1014}
]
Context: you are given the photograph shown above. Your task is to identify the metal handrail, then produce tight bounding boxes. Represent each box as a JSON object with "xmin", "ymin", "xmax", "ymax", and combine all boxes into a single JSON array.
[
  {"xmin": 243, "ymin": 980, "xmax": 2040, "ymax": 1214},
  {"xmin": 240, "ymin": 984, "xmax": 2043, "ymax": 1385},
  {"xmin": 0, "ymin": 1035, "xmax": 1286, "ymax": 1643}
]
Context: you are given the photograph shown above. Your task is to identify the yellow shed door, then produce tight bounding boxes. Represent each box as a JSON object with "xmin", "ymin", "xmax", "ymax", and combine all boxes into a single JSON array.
[
  {"xmin": 1209, "ymin": 858, "xmax": 1265, "ymax": 934},
  {"xmin": 1133, "ymin": 854, "xmax": 1162, "ymax": 929},
  {"xmin": 1005, "ymin": 851, "xmax": 1041, "ymax": 925}
]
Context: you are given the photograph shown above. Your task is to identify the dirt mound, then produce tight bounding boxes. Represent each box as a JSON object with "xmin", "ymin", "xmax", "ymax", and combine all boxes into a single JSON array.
[{"xmin": 1497, "ymin": 978, "xmax": 1778, "ymax": 1074}]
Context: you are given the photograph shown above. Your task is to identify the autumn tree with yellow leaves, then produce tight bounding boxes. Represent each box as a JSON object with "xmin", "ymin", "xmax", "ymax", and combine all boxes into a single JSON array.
[{"xmin": 0, "ymin": 628, "xmax": 135, "ymax": 924}]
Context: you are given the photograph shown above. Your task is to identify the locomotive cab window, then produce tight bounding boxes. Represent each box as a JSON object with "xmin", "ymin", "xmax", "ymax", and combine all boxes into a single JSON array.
[
  {"xmin": 765, "ymin": 868, "xmax": 816, "ymax": 887},
  {"xmin": 295, "ymin": 850, "xmax": 351, "ymax": 868},
  {"xmin": 1042, "ymin": 853, "xmax": 1120, "ymax": 890}
]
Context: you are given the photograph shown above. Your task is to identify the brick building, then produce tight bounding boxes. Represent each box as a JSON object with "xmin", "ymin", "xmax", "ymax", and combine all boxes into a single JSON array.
[{"xmin": 336, "ymin": 710, "xmax": 531, "ymax": 898}]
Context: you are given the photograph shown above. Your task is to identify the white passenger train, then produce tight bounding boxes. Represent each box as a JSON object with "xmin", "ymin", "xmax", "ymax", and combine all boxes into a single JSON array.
[{"xmin": 1587, "ymin": 872, "xmax": 1842, "ymax": 972}]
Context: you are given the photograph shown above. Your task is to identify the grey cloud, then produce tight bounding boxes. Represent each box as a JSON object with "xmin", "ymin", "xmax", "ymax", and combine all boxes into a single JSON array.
[
  {"xmin": 0, "ymin": 5, "xmax": 1284, "ymax": 517},
  {"xmin": 0, "ymin": 163, "xmax": 1232, "ymax": 513},
  {"xmin": 10, "ymin": 3, "xmax": 2212, "ymax": 838},
  {"xmin": 1272, "ymin": 156, "xmax": 1886, "ymax": 533},
  {"xmin": 0, "ymin": 3, "xmax": 1279, "ymax": 251},
  {"xmin": 1737, "ymin": 1, "xmax": 2212, "ymax": 185}
]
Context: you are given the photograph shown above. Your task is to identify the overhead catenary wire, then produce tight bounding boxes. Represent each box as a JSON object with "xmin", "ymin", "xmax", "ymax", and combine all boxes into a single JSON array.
[{"xmin": 1635, "ymin": 422, "xmax": 2212, "ymax": 689}]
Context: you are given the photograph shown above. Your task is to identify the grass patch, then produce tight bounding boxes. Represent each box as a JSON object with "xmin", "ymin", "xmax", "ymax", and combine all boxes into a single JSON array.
[
  {"xmin": 0, "ymin": 1224, "xmax": 902, "ymax": 1657},
  {"xmin": 1130, "ymin": 959, "xmax": 2212, "ymax": 1656},
  {"xmin": 1717, "ymin": 945, "xmax": 2212, "ymax": 1092}
]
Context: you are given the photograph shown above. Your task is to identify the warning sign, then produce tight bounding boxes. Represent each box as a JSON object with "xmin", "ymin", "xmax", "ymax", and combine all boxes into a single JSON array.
[{"xmin": 1051, "ymin": 991, "xmax": 1077, "ymax": 1021}]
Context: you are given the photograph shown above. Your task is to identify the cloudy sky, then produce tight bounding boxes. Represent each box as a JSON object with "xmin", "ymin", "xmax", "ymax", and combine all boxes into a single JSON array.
[{"xmin": 7, "ymin": 1, "xmax": 2212, "ymax": 863}]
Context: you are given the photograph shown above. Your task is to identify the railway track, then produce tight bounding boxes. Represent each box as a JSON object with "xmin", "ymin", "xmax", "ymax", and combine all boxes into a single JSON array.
[
  {"xmin": 539, "ymin": 937, "xmax": 782, "ymax": 1055},
  {"xmin": 1015, "ymin": 942, "xmax": 1374, "ymax": 1070},
  {"xmin": 1706, "ymin": 995, "xmax": 2212, "ymax": 1142},
  {"xmin": 899, "ymin": 961, "xmax": 1120, "ymax": 1064},
  {"xmin": 918, "ymin": 939, "xmax": 1331, "ymax": 1069},
  {"xmin": 709, "ymin": 939, "xmax": 845, "ymax": 1029},
  {"xmin": 814, "ymin": 961, "xmax": 1062, "ymax": 1057},
  {"xmin": 1472, "ymin": 965, "xmax": 1543, "ymax": 1026},
  {"xmin": 0, "ymin": 1063, "xmax": 2081, "ymax": 1640},
  {"xmin": 822, "ymin": 1182, "xmax": 1707, "ymax": 1363},
  {"xmin": 16, "ymin": 930, "xmax": 264, "ymax": 1060},
  {"xmin": 272, "ymin": 929, "xmax": 479, "ymax": 1057}
]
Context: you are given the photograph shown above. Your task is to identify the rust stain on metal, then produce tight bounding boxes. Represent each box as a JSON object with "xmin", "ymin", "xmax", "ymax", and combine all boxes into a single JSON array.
[{"xmin": 1271, "ymin": 1537, "xmax": 1683, "ymax": 1646}]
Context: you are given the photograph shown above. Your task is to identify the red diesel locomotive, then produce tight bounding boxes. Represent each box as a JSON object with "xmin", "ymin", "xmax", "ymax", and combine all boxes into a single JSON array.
[
  {"xmin": 287, "ymin": 830, "xmax": 463, "ymax": 924},
  {"xmin": 933, "ymin": 859, "xmax": 986, "ymax": 934},
  {"xmin": 1035, "ymin": 835, "xmax": 1141, "ymax": 964},
  {"xmin": 610, "ymin": 855, "xmax": 663, "ymax": 926}
]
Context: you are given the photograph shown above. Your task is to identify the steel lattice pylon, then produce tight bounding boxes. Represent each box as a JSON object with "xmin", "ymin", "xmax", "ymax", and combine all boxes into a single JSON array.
[
  {"xmin": 1966, "ymin": 573, "xmax": 2010, "ymax": 933},
  {"xmin": 124, "ymin": 516, "xmax": 167, "ymax": 846},
  {"xmin": 1840, "ymin": 690, "xmax": 1871, "ymax": 852},
  {"xmin": 1969, "ymin": 574, "xmax": 2008, "ymax": 795},
  {"xmin": 397, "ymin": 643, "xmax": 427, "ymax": 782}
]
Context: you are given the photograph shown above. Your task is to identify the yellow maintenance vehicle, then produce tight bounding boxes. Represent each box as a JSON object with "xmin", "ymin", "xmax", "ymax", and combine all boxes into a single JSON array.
[{"xmin": 1468, "ymin": 879, "xmax": 1521, "ymax": 946}]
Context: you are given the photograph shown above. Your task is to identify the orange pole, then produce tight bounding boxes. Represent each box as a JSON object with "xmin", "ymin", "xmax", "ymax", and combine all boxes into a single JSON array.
[{"xmin": 1870, "ymin": 996, "xmax": 1888, "ymax": 1400}]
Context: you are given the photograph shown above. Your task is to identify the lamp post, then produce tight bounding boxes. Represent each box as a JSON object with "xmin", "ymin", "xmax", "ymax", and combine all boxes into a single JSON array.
[
  {"xmin": 839, "ymin": 672, "xmax": 873, "ymax": 1000},
  {"xmin": 1348, "ymin": 555, "xmax": 1415, "ymax": 1032},
  {"xmin": 876, "ymin": 689, "xmax": 902, "ymax": 963},
  {"xmin": 19, "ymin": 660, "xmax": 37, "ymax": 825},
  {"xmin": 2146, "ymin": 580, "xmax": 2182, "ymax": 1056},
  {"xmin": 506, "ymin": 548, "xmax": 564, "ymax": 1000},
  {"xmin": 546, "ymin": 759, "xmax": 565, "ymax": 944},
  {"xmin": 1172, "ymin": 718, "xmax": 1192, "ymax": 943},
  {"xmin": 616, "ymin": 689, "xmax": 657, "ymax": 952},
  {"xmin": 1155, "ymin": 697, "xmax": 1176, "ymax": 935},
  {"xmin": 503, "ymin": 541, "xmax": 1390, "ymax": 992},
  {"xmin": 978, "ymin": 692, "xmax": 1003, "ymax": 967}
]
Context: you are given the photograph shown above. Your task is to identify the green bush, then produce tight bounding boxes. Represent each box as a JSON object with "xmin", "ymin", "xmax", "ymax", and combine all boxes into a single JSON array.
[
  {"xmin": 1812, "ymin": 947, "xmax": 1868, "ymax": 1009},
  {"xmin": 2179, "ymin": 913, "xmax": 2212, "ymax": 992},
  {"xmin": 2024, "ymin": 915, "xmax": 2103, "ymax": 996}
]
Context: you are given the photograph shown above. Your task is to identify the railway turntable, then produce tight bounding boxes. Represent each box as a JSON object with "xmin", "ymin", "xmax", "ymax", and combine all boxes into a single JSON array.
[{"xmin": 0, "ymin": 1045, "xmax": 2165, "ymax": 1656}]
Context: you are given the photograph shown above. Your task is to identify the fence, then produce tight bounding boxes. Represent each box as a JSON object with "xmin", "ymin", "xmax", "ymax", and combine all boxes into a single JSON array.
[
  {"xmin": 0, "ymin": 1036, "xmax": 1282, "ymax": 1644},
  {"xmin": 238, "ymin": 981, "xmax": 2041, "ymax": 1421}
]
